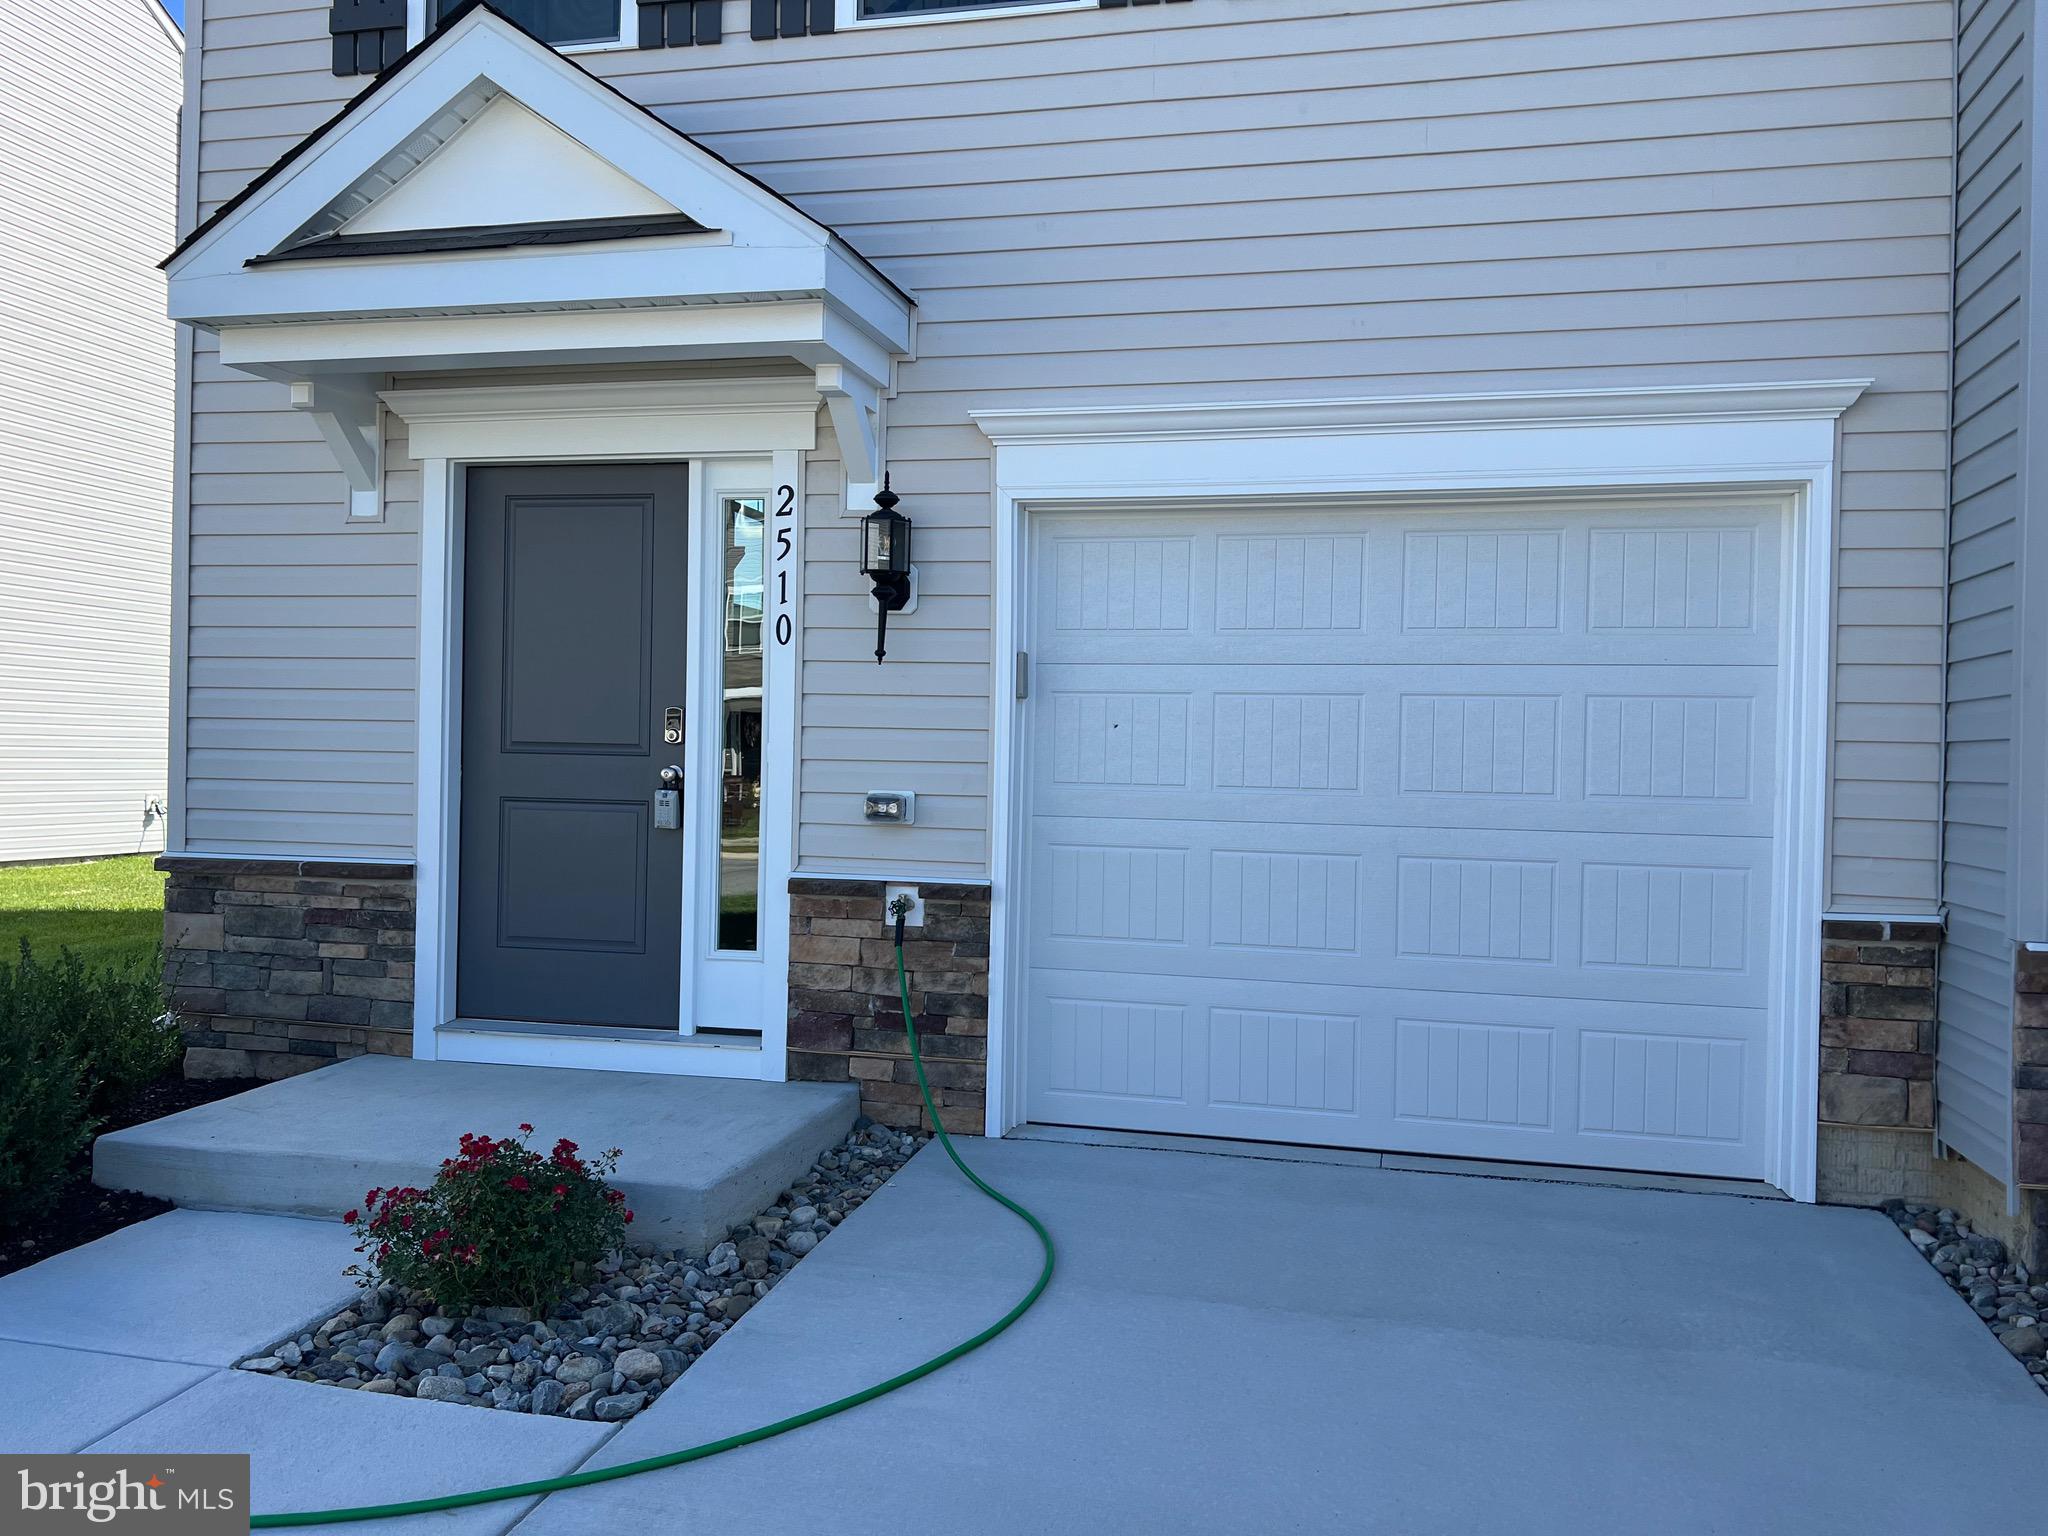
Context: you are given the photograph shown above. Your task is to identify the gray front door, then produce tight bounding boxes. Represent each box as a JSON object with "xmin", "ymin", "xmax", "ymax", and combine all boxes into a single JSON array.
[{"xmin": 457, "ymin": 463, "xmax": 689, "ymax": 1028}]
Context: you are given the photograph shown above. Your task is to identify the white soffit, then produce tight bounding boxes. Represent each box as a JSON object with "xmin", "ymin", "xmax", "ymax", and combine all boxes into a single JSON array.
[{"xmin": 341, "ymin": 96, "xmax": 680, "ymax": 235}]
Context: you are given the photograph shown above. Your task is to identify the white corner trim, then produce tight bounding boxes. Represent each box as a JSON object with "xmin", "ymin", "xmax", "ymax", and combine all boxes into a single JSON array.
[
  {"xmin": 382, "ymin": 378, "xmax": 821, "ymax": 461},
  {"xmin": 971, "ymin": 380, "xmax": 1873, "ymax": 445}
]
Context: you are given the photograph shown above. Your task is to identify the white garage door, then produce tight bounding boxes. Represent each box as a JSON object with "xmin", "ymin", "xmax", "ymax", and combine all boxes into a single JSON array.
[{"xmin": 1022, "ymin": 500, "xmax": 1782, "ymax": 1180}]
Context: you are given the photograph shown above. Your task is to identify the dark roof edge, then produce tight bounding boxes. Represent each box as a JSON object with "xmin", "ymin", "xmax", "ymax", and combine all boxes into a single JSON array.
[{"xmin": 249, "ymin": 212, "xmax": 716, "ymax": 264}]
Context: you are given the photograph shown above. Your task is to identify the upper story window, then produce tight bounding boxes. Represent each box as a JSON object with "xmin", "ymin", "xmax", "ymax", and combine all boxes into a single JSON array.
[
  {"xmin": 855, "ymin": 0, "xmax": 1070, "ymax": 16},
  {"xmin": 431, "ymin": 0, "xmax": 626, "ymax": 44}
]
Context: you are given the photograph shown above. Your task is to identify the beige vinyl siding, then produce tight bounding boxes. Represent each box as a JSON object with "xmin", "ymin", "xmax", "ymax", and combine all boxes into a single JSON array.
[
  {"xmin": 0, "ymin": 2, "xmax": 181, "ymax": 863},
  {"xmin": 1939, "ymin": 0, "xmax": 2028, "ymax": 1186},
  {"xmin": 181, "ymin": 334, "xmax": 418, "ymax": 855},
  {"xmin": 183, "ymin": 0, "xmax": 1953, "ymax": 897}
]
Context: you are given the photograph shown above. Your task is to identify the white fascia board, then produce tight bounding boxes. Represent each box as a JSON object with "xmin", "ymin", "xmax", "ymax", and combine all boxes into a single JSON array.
[
  {"xmin": 823, "ymin": 242, "xmax": 916, "ymax": 358},
  {"xmin": 170, "ymin": 239, "xmax": 822, "ymax": 327},
  {"xmin": 168, "ymin": 11, "xmax": 834, "ymax": 286},
  {"xmin": 216, "ymin": 299, "xmax": 853, "ymax": 378}
]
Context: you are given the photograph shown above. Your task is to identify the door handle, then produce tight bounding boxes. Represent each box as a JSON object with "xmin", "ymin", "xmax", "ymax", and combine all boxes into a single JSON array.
[{"xmin": 655, "ymin": 766, "xmax": 683, "ymax": 830}]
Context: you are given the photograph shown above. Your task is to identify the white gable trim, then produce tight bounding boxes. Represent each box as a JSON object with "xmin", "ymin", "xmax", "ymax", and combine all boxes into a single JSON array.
[
  {"xmin": 168, "ymin": 9, "xmax": 822, "ymax": 282},
  {"xmin": 161, "ymin": 7, "xmax": 912, "ymax": 373},
  {"xmin": 163, "ymin": 8, "xmax": 910, "ymax": 514}
]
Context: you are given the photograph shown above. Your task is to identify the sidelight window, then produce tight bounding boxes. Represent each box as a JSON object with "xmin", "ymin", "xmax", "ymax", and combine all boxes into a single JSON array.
[{"xmin": 715, "ymin": 495, "xmax": 767, "ymax": 953}]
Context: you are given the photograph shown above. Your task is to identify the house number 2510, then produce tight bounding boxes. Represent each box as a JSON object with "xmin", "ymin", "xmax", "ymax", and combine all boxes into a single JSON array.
[{"xmin": 772, "ymin": 483, "xmax": 795, "ymax": 646}]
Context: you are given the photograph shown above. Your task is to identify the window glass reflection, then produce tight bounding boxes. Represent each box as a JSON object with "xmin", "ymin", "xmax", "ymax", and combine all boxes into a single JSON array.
[{"xmin": 717, "ymin": 497, "xmax": 766, "ymax": 952}]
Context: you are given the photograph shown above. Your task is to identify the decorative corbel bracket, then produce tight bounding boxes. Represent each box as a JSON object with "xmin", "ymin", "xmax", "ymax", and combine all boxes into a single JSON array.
[
  {"xmin": 815, "ymin": 363, "xmax": 885, "ymax": 514},
  {"xmin": 290, "ymin": 378, "xmax": 383, "ymax": 521}
]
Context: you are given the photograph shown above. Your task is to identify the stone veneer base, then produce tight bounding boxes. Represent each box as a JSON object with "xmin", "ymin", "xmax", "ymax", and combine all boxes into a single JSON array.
[
  {"xmin": 159, "ymin": 856, "xmax": 416, "ymax": 1081},
  {"xmin": 1817, "ymin": 917, "xmax": 1938, "ymax": 1132},
  {"xmin": 784, "ymin": 878, "xmax": 989, "ymax": 1134}
]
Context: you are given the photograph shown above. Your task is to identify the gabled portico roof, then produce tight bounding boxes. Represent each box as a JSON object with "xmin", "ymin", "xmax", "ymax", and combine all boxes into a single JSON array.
[{"xmin": 163, "ymin": 2, "xmax": 912, "ymax": 389}]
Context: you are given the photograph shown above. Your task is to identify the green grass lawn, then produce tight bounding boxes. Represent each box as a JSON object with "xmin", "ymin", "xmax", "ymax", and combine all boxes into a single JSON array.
[{"xmin": 0, "ymin": 856, "xmax": 166, "ymax": 971}]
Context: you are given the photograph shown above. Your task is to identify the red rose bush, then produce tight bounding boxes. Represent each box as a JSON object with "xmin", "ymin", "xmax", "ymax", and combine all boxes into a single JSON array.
[{"xmin": 347, "ymin": 1126, "xmax": 632, "ymax": 1312}]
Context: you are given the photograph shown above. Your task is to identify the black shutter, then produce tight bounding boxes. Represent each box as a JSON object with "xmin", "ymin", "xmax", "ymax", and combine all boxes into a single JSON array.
[
  {"xmin": 329, "ymin": 0, "xmax": 405, "ymax": 77},
  {"xmin": 638, "ymin": 0, "xmax": 725, "ymax": 46},
  {"xmin": 752, "ymin": 0, "xmax": 830, "ymax": 39}
]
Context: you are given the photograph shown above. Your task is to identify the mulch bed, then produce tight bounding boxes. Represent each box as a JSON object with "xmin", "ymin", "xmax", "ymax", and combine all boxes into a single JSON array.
[{"xmin": 0, "ymin": 1074, "xmax": 260, "ymax": 1278}]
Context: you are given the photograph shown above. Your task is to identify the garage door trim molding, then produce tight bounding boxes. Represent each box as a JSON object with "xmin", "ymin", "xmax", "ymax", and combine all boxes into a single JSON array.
[{"xmin": 975, "ymin": 379, "xmax": 1869, "ymax": 1202}]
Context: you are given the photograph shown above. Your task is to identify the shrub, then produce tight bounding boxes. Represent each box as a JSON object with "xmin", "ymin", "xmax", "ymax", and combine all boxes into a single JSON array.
[
  {"xmin": 0, "ymin": 1027, "xmax": 92, "ymax": 1224},
  {"xmin": 0, "ymin": 940, "xmax": 178, "ymax": 1225},
  {"xmin": 348, "ymin": 1128, "xmax": 631, "ymax": 1312},
  {"xmin": 1, "ymin": 941, "xmax": 179, "ymax": 1112}
]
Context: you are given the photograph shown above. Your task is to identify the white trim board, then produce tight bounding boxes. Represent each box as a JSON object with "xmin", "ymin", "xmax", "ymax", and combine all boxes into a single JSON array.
[
  {"xmin": 401, "ymin": 379, "xmax": 806, "ymax": 1081},
  {"xmin": 976, "ymin": 380, "xmax": 1868, "ymax": 1203}
]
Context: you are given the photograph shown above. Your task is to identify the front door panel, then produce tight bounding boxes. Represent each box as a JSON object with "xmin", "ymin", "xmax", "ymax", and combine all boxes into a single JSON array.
[{"xmin": 458, "ymin": 463, "xmax": 688, "ymax": 1027}]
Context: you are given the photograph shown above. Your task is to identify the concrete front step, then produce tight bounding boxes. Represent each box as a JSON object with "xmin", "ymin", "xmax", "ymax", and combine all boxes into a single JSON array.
[{"xmin": 94, "ymin": 1056, "xmax": 859, "ymax": 1253}]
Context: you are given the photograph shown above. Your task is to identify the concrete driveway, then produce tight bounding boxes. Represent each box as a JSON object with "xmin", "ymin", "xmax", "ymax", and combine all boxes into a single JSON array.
[{"xmin": 516, "ymin": 1136, "xmax": 2044, "ymax": 1536}]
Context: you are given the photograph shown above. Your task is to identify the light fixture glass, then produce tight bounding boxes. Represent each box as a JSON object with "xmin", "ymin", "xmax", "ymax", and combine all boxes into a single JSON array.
[{"xmin": 860, "ymin": 476, "xmax": 912, "ymax": 663}]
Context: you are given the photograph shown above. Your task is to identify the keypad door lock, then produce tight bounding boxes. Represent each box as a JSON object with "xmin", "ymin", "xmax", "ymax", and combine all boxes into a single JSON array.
[
  {"xmin": 664, "ymin": 707, "xmax": 683, "ymax": 746},
  {"xmin": 655, "ymin": 765, "xmax": 682, "ymax": 830}
]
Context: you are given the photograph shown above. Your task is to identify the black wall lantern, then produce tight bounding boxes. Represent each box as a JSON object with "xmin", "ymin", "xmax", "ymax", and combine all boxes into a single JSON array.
[{"xmin": 860, "ymin": 475, "xmax": 913, "ymax": 663}]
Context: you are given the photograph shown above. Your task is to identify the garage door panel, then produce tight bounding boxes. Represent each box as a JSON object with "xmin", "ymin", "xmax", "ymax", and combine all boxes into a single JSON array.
[
  {"xmin": 1034, "ymin": 663, "xmax": 1776, "ymax": 838},
  {"xmin": 1031, "ymin": 812, "xmax": 1769, "ymax": 1005},
  {"xmin": 1024, "ymin": 501, "xmax": 1782, "ymax": 1180},
  {"xmin": 1035, "ymin": 629, "xmax": 1779, "ymax": 672},
  {"xmin": 1026, "ymin": 963, "xmax": 1767, "ymax": 1176},
  {"xmin": 1031, "ymin": 790, "xmax": 1772, "ymax": 841},
  {"xmin": 1035, "ymin": 507, "xmax": 1782, "ymax": 670}
]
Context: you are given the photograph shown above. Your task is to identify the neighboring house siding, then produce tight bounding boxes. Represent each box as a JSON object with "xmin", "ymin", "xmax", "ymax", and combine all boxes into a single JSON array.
[
  {"xmin": 182, "ymin": 0, "xmax": 1955, "ymax": 900},
  {"xmin": 1940, "ymin": 0, "xmax": 2029, "ymax": 1183},
  {"xmin": 0, "ymin": 2, "xmax": 181, "ymax": 863}
]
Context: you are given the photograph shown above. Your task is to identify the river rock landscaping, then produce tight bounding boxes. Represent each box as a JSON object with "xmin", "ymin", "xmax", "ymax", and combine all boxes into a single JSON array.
[
  {"xmin": 235, "ymin": 1118, "xmax": 925, "ymax": 1420},
  {"xmin": 1884, "ymin": 1200, "xmax": 2048, "ymax": 1394}
]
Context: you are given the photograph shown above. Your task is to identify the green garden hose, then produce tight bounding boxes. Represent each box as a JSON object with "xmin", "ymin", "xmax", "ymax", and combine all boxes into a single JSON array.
[{"xmin": 249, "ymin": 918, "xmax": 1055, "ymax": 1529}]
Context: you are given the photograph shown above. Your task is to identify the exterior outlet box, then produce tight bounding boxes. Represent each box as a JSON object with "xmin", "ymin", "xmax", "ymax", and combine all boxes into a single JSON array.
[
  {"xmin": 884, "ymin": 885, "xmax": 925, "ymax": 927},
  {"xmin": 864, "ymin": 790, "xmax": 915, "ymax": 824}
]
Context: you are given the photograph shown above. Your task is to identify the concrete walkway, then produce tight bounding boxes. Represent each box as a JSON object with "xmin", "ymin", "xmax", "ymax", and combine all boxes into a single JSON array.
[
  {"xmin": 524, "ymin": 1139, "xmax": 2045, "ymax": 1535},
  {"xmin": 93, "ymin": 1056, "xmax": 858, "ymax": 1251},
  {"xmin": 5, "ymin": 1140, "xmax": 2042, "ymax": 1534}
]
